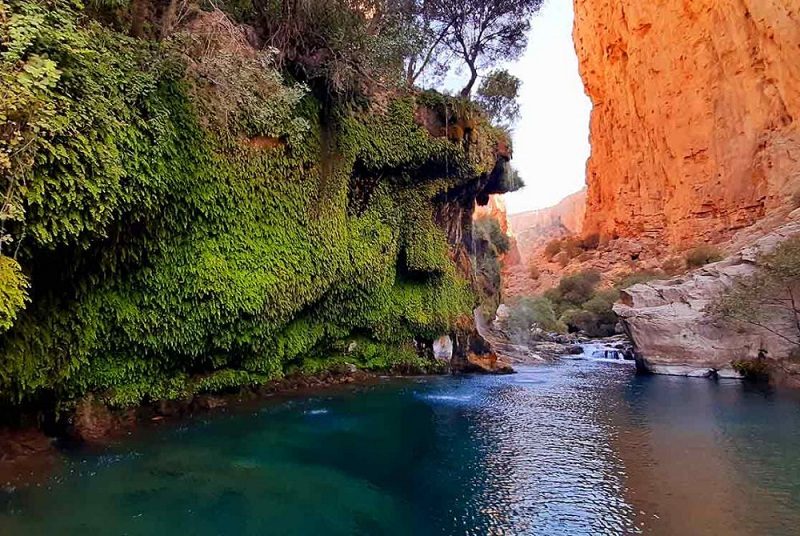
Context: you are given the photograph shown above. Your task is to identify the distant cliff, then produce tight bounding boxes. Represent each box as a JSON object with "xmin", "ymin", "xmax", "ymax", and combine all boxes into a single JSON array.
[
  {"xmin": 504, "ymin": 189, "xmax": 587, "ymax": 296},
  {"xmin": 509, "ymin": 189, "xmax": 586, "ymax": 262},
  {"xmin": 573, "ymin": 0, "xmax": 800, "ymax": 247}
]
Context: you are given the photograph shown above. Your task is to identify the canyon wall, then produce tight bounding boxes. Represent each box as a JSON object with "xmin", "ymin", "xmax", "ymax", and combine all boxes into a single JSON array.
[
  {"xmin": 508, "ymin": 188, "xmax": 586, "ymax": 262},
  {"xmin": 475, "ymin": 194, "xmax": 511, "ymax": 234},
  {"xmin": 504, "ymin": 189, "xmax": 587, "ymax": 296},
  {"xmin": 573, "ymin": 0, "xmax": 800, "ymax": 247}
]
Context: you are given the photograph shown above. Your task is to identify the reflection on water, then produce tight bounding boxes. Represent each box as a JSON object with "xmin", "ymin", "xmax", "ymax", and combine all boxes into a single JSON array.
[{"xmin": 1, "ymin": 361, "xmax": 798, "ymax": 535}]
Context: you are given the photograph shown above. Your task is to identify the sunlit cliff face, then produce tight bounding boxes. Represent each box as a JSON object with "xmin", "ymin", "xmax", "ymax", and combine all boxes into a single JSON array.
[{"xmin": 573, "ymin": 0, "xmax": 800, "ymax": 247}]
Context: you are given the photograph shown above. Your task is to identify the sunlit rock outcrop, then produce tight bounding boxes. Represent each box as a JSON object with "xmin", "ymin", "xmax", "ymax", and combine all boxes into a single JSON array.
[{"xmin": 615, "ymin": 216, "xmax": 800, "ymax": 385}]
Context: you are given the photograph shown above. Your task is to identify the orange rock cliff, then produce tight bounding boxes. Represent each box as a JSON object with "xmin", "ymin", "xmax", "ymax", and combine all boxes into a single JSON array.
[
  {"xmin": 573, "ymin": 0, "xmax": 800, "ymax": 247},
  {"xmin": 474, "ymin": 194, "xmax": 510, "ymax": 235}
]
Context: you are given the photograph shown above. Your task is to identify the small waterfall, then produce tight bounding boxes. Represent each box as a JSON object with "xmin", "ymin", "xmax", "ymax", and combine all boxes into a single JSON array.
[{"xmin": 567, "ymin": 341, "xmax": 635, "ymax": 364}]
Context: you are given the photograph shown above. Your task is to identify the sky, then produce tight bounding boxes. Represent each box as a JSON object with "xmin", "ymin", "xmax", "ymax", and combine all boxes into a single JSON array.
[
  {"xmin": 504, "ymin": 0, "xmax": 593, "ymax": 214},
  {"xmin": 419, "ymin": 0, "xmax": 592, "ymax": 214}
]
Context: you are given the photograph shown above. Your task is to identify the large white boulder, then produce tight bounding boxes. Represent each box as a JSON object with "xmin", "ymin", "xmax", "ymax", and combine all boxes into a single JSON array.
[{"xmin": 614, "ymin": 220, "xmax": 800, "ymax": 380}]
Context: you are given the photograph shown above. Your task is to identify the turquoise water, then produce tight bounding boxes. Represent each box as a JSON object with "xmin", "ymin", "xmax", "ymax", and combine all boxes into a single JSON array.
[{"xmin": 1, "ymin": 361, "xmax": 799, "ymax": 535}]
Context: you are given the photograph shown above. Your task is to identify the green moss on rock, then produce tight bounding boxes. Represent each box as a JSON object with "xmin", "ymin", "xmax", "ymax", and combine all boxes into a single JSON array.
[{"xmin": 0, "ymin": 1, "xmax": 509, "ymax": 408}]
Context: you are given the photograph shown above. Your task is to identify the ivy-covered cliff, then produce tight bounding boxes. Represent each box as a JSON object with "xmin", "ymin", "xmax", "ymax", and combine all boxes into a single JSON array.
[{"xmin": 0, "ymin": 1, "xmax": 519, "ymax": 416}]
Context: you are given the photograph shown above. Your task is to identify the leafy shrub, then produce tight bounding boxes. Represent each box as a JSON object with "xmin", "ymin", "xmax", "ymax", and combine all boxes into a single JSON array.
[
  {"xmin": 244, "ymin": 0, "xmax": 411, "ymax": 98},
  {"xmin": 561, "ymin": 237, "xmax": 584, "ymax": 260},
  {"xmin": 583, "ymin": 289, "xmax": 620, "ymax": 314},
  {"xmin": 731, "ymin": 359, "xmax": 770, "ymax": 381},
  {"xmin": 503, "ymin": 297, "xmax": 566, "ymax": 342},
  {"xmin": 545, "ymin": 234, "xmax": 597, "ymax": 263},
  {"xmin": 580, "ymin": 233, "xmax": 601, "ymax": 250},
  {"xmin": 544, "ymin": 239, "xmax": 562, "ymax": 259},
  {"xmin": 539, "ymin": 271, "xmax": 619, "ymax": 338},
  {"xmin": 709, "ymin": 236, "xmax": 800, "ymax": 361},
  {"xmin": 555, "ymin": 270, "xmax": 601, "ymax": 307},
  {"xmin": 474, "ymin": 216, "xmax": 510, "ymax": 255},
  {"xmin": 180, "ymin": 10, "xmax": 310, "ymax": 138},
  {"xmin": 559, "ymin": 309, "xmax": 595, "ymax": 333},
  {"xmin": 558, "ymin": 287, "xmax": 619, "ymax": 338},
  {"xmin": 661, "ymin": 257, "xmax": 684, "ymax": 275},
  {"xmin": 686, "ymin": 245, "xmax": 723, "ymax": 268}
]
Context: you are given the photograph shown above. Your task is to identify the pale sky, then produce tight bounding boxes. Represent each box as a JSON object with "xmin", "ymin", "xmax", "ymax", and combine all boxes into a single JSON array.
[{"xmin": 505, "ymin": 0, "xmax": 592, "ymax": 214}]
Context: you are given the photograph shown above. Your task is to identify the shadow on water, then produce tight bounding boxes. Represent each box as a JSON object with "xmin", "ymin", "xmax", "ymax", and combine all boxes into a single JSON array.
[{"xmin": 0, "ymin": 362, "xmax": 798, "ymax": 535}]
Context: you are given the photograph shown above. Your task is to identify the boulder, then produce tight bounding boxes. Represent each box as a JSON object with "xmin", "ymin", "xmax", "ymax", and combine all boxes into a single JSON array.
[
  {"xmin": 433, "ymin": 335, "xmax": 453, "ymax": 361},
  {"xmin": 614, "ymin": 221, "xmax": 800, "ymax": 381}
]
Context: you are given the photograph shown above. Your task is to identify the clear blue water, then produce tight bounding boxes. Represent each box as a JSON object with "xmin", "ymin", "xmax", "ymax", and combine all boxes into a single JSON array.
[{"xmin": 1, "ymin": 361, "xmax": 799, "ymax": 535}]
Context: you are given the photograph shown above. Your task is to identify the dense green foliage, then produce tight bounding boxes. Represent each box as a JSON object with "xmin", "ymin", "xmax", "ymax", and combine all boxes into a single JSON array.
[
  {"xmin": 0, "ymin": 0, "xmax": 510, "ymax": 408},
  {"xmin": 503, "ymin": 270, "xmax": 618, "ymax": 338},
  {"xmin": 473, "ymin": 215, "xmax": 511, "ymax": 309},
  {"xmin": 549, "ymin": 272, "xmax": 619, "ymax": 338},
  {"xmin": 0, "ymin": 257, "xmax": 27, "ymax": 332},
  {"xmin": 731, "ymin": 358, "xmax": 770, "ymax": 381},
  {"xmin": 473, "ymin": 216, "xmax": 510, "ymax": 256},
  {"xmin": 475, "ymin": 69, "xmax": 521, "ymax": 128}
]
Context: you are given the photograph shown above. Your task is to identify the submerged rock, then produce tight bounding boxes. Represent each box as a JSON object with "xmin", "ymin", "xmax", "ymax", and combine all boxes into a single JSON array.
[
  {"xmin": 70, "ymin": 395, "xmax": 134, "ymax": 443},
  {"xmin": 463, "ymin": 352, "xmax": 514, "ymax": 374}
]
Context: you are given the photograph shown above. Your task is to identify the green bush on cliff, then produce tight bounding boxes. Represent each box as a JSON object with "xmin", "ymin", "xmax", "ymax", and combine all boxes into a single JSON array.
[
  {"xmin": 0, "ymin": 1, "xmax": 511, "ymax": 408},
  {"xmin": 685, "ymin": 244, "xmax": 723, "ymax": 268},
  {"xmin": 472, "ymin": 215, "xmax": 512, "ymax": 309}
]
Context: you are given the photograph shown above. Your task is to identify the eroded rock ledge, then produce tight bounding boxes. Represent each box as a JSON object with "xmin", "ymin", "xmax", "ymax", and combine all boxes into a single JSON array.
[{"xmin": 614, "ymin": 214, "xmax": 800, "ymax": 385}]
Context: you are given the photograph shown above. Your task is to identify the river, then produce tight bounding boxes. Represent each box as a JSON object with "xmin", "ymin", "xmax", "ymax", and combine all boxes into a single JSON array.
[{"xmin": 1, "ymin": 360, "xmax": 799, "ymax": 535}]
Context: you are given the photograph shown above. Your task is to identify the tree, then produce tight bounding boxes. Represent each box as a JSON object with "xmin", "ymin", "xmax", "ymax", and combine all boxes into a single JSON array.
[
  {"xmin": 236, "ymin": 0, "xmax": 415, "ymax": 97},
  {"xmin": 432, "ymin": 0, "xmax": 543, "ymax": 96},
  {"xmin": 708, "ymin": 236, "xmax": 800, "ymax": 356},
  {"xmin": 475, "ymin": 68, "xmax": 520, "ymax": 127},
  {"xmin": 400, "ymin": 0, "xmax": 454, "ymax": 86}
]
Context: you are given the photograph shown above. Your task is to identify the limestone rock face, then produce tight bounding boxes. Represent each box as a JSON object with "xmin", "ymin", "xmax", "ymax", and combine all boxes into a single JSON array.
[
  {"xmin": 614, "ymin": 219, "xmax": 800, "ymax": 383},
  {"xmin": 573, "ymin": 0, "xmax": 800, "ymax": 247},
  {"xmin": 433, "ymin": 335, "xmax": 453, "ymax": 361}
]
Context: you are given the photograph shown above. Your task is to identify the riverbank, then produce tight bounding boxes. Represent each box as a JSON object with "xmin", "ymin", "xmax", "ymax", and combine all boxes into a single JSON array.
[{"xmin": 1, "ymin": 354, "xmax": 517, "ymax": 487}]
